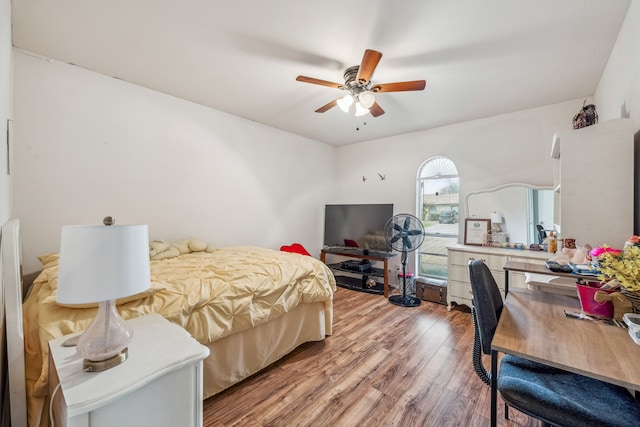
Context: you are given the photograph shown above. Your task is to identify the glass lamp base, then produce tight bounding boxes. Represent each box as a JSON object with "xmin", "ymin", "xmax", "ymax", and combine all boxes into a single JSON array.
[
  {"xmin": 77, "ymin": 299, "xmax": 134, "ymax": 365},
  {"xmin": 83, "ymin": 347, "xmax": 128, "ymax": 372}
]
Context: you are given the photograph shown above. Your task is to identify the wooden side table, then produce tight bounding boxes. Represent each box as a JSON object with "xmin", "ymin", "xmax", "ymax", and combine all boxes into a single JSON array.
[{"xmin": 49, "ymin": 313, "xmax": 210, "ymax": 427}]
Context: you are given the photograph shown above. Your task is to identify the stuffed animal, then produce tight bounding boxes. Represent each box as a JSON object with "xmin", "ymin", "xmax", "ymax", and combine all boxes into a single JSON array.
[
  {"xmin": 594, "ymin": 291, "xmax": 633, "ymax": 321},
  {"xmin": 149, "ymin": 237, "xmax": 214, "ymax": 260},
  {"xmin": 557, "ymin": 244, "xmax": 592, "ymax": 265},
  {"xmin": 149, "ymin": 240, "xmax": 179, "ymax": 260}
]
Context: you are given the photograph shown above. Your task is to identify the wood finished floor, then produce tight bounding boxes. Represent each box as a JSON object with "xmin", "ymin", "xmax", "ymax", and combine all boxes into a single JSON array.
[{"xmin": 203, "ymin": 287, "xmax": 540, "ymax": 426}]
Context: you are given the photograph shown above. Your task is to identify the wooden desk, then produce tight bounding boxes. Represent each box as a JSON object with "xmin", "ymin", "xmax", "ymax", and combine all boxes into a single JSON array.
[
  {"xmin": 489, "ymin": 288, "xmax": 640, "ymax": 426},
  {"xmin": 502, "ymin": 260, "xmax": 596, "ymax": 295}
]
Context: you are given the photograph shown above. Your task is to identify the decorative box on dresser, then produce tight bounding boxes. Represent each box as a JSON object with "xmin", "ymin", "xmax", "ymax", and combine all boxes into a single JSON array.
[
  {"xmin": 49, "ymin": 314, "xmax": 210, "ymax": 427},
  {"xmin": 447, "ymin": 244, "xmax": 550, "ymax": 309}
]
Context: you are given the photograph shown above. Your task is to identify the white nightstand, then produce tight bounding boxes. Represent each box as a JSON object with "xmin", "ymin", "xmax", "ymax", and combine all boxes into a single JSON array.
[{"xmin": 49, "ymin": 313, "xmax": 210, "ymax": 427}]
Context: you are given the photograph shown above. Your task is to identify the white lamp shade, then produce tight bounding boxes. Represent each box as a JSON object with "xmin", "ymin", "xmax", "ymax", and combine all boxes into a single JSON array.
[
  {"xmin": 358, "ymin": 91, "xmax": 375, "ymax": 109},
  {"xmin": 57, "ymin": 224, "xmax": 150, "ymax": 304},
  {"xmin": 355, "ymin": 102, "xmax": 369, "ymax": 116},
  {"xmin": 490, "ymin": 212, "xmax": 503, "ymax": 224},
  {"xmin": 337, "ymin": 94, "xmax": 353, "ymax": 112}
]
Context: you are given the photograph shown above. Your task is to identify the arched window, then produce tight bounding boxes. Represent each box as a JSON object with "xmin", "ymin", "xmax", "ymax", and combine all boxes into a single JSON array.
[{"xmin": 416, "ymin": 157, "xmax": 459, "ymax": 279}]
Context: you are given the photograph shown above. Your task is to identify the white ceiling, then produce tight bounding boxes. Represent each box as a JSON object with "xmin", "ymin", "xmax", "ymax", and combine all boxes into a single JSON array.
[{"xmin": 11, "ymin": 0, "xmax": 631, "ymax": 146}]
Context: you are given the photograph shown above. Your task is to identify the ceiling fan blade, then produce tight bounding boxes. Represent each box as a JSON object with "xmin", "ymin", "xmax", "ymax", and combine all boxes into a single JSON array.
[
  {"xmin": 371, "ymin": 80, "xmax": 426, "ymax": 93},
  {"xmin": 369, "ymin": 102, "xmax": 385, "ymax": 117},
  {"xmin": 315, "ymin": 99, "xmax": 338, "ymax": 113},
  {"xmin": 356, "ymin": 49, "xmax": 382, "ymax": 85},
  {"xmin": 296, "ymin": 75, "xmax": 343, "ymax": 89}
]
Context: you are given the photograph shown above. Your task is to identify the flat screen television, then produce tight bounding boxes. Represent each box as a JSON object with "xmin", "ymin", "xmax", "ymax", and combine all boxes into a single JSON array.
[{"xmin": 323, "ymin": 204, "xmax": 393, "ymax": 252}]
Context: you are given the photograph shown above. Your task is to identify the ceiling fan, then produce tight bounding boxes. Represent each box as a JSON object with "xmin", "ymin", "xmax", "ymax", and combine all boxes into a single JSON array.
[{"xmin": 296, "ymin": 49, "xmax": 426, "ymax": 117}]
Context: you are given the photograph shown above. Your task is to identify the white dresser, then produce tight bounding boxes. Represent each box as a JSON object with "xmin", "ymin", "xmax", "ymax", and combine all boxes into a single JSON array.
[
  {"xmin": 49, "ymin": 314, "xmax": 210, "ymax": 427},
  {"xmin": 447, "ymin": 244, "xmax": 551, "ymax": 309}
]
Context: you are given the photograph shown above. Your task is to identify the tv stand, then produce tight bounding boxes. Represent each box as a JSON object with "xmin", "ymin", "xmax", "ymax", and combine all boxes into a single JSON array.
[{"xmin": 320, "ymin": 247, "xmax": 395, "ymax": 297}]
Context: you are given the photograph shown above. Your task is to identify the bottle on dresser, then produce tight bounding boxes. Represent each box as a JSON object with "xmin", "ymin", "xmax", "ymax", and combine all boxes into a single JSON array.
[{"xmin": 547, "ymin": 231, "xmax": 557, "ymax": 254}]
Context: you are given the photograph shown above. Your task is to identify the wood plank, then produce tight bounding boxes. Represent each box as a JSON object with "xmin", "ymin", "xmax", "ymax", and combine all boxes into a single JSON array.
[{"xmin": 203, "ymin": 287, "xmax": 540, "ymax": 426}]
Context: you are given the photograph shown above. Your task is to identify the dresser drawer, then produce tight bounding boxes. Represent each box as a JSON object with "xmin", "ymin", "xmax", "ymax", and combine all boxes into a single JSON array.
[
  {"xmin": 449, "ymin": 263, "xmax": 504, "ymax": 284},
  {"xmin": 449, "ymin": 250, "xmax": 486, "ymax": 266},
  {"xmin": 449, "ymin": 250, "xmax": 507, "ymax": 271},
  {"xmin": 508, "ymin": 272, "xmax": 527, "ymax": 289},
  {"xmin": 492, "ymin": 270, "xmax": 505, "ymax": 288},
  {"xmin": 509, "ymin": 255, "xmax": 546, "ymax": 265},
  {"xmin": 447, "ymin": 280, "xmax": 472, "ymax": 305},
  {"xmin": 448, "ymin": 264, "xmax": 469, "ymax": 283}
]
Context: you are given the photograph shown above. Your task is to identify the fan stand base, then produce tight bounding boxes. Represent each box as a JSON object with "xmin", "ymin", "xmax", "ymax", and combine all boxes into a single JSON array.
[{"xmin": 389, "ymin": 295, "xmax": 421, "ymax": 307}]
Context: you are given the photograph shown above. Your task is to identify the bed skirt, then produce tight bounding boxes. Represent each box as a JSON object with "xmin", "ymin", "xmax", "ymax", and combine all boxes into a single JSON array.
[
  {"xmin": 33, "ymin": 301, "xmax": 332, "ymax": 425},
  {"xmin": 201, "ymin": 300, "xmax": 330, "ymax": 399}
]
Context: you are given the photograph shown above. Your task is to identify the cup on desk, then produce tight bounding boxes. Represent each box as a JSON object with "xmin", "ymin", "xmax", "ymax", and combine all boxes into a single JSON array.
[{"xmin": 564, "ymin": 238, "xmax": 576, "ymax": 249}]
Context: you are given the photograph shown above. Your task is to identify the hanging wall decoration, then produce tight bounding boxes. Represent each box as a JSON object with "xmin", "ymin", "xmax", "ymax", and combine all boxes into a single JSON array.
[{"xmin": 572, "ymin": 100, "xmax": 598, "ymax": 129}]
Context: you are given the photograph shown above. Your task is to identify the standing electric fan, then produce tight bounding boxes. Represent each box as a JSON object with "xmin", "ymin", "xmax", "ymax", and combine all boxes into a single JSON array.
[{"xmin": 384, "ymin": 214, "xmax": 425, "ymax": 307}]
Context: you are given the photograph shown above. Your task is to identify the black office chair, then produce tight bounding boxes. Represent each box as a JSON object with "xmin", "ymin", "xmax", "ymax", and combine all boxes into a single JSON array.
[
  {"xmin": 469, "ymin": 259, "xmax": 640, "ymax": 427},
  {"xmin": 536, "ymin": 224, "xmax": 547, "ymax": 244}
]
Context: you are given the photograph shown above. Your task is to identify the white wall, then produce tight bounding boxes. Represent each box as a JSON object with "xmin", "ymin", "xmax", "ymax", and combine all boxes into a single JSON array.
[
  {"xmin": 333, "ymin": 99, "xmax": 586, "ymax": 240},
  {"xmin": 0, "ymin": 0, "xmax": 11, "ymax": 223},
  {"xmin": 594, "ymin": 0, "xmax": 639, "ymax": 128},
  {"xmin": 12, "ymin": 52, "xmax": 336, "ymax": 273},
  {"xmin": 593, "ymin": 0, "xmax": 640, "ymax": 233},
  {"xmin": 0, "ymin": 0, "xmax": 11, "ymax": 424}
]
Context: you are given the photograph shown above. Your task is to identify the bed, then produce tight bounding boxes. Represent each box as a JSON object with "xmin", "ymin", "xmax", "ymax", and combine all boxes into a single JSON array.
[{"xmin": 1, "ymin": 219, "xmax": 336, "ymax": 427}]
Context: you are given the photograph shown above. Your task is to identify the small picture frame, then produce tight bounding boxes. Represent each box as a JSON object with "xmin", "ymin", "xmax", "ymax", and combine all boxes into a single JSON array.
[{"xmin": 464, "ymin": 218, "xmax": 491, "ymax": 246}]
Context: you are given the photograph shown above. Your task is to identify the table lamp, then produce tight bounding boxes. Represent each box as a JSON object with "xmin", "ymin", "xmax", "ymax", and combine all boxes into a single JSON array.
[
  {"xmin": 57, "ymin": 217, "xmax": 150, "ymax": 371},
  {"xmin": 490, "ymin": 212, "xmax": 503, "ymax": 232}
]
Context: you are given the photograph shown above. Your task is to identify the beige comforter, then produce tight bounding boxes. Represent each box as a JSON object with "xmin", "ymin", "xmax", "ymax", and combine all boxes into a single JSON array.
[{"xmin": 23, "ymin": 246, "xmax": 335, "ymax": 425}]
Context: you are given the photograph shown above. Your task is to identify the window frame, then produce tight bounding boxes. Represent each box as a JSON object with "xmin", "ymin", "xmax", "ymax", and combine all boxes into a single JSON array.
[{"xmin": 415, "ymin": 156, "xmax": 459, "ymax": 280}]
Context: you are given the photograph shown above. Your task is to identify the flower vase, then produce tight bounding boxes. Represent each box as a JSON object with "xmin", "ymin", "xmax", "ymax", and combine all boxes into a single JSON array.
[{"xmin": 621, "ymin": 286, "xmax": 640, "ymax": 313}]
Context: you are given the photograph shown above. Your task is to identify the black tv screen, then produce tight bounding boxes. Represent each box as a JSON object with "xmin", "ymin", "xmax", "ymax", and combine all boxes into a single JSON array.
[{"xmin": 323, "ymin": 204, "xmax": 393, "ymax": 251}]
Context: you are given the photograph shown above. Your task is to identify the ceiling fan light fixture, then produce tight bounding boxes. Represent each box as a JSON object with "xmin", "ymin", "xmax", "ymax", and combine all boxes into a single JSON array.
[
  {"xmin": 337, "ymin": 94, "xmax": 353, "ymax": 112},
  {"xmin": 355, "ymin": 102, "xmax": 369, "ymax": 117},
  {"xmin": 296, "ymin": 49, "xmax": 425, "ymax": 119},
  {"xmin": 358, "ymin": 91, "xmax": 375, "ymax": 109}
]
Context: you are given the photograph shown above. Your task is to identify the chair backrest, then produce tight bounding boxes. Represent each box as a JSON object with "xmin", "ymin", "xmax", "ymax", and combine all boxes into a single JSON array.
[
  {"xmin": 536, "ymin": 224, "xmax": 547, "ymax": 244},
  {"xmin": 468, "ymin": 259, "xmax": 504, "ymax": 355}
]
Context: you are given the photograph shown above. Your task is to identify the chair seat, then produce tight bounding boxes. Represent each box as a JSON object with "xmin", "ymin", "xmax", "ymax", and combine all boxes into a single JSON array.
[{"xmin": 499, "ymin": 355, "xmax": 640, "ymax": 427}]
